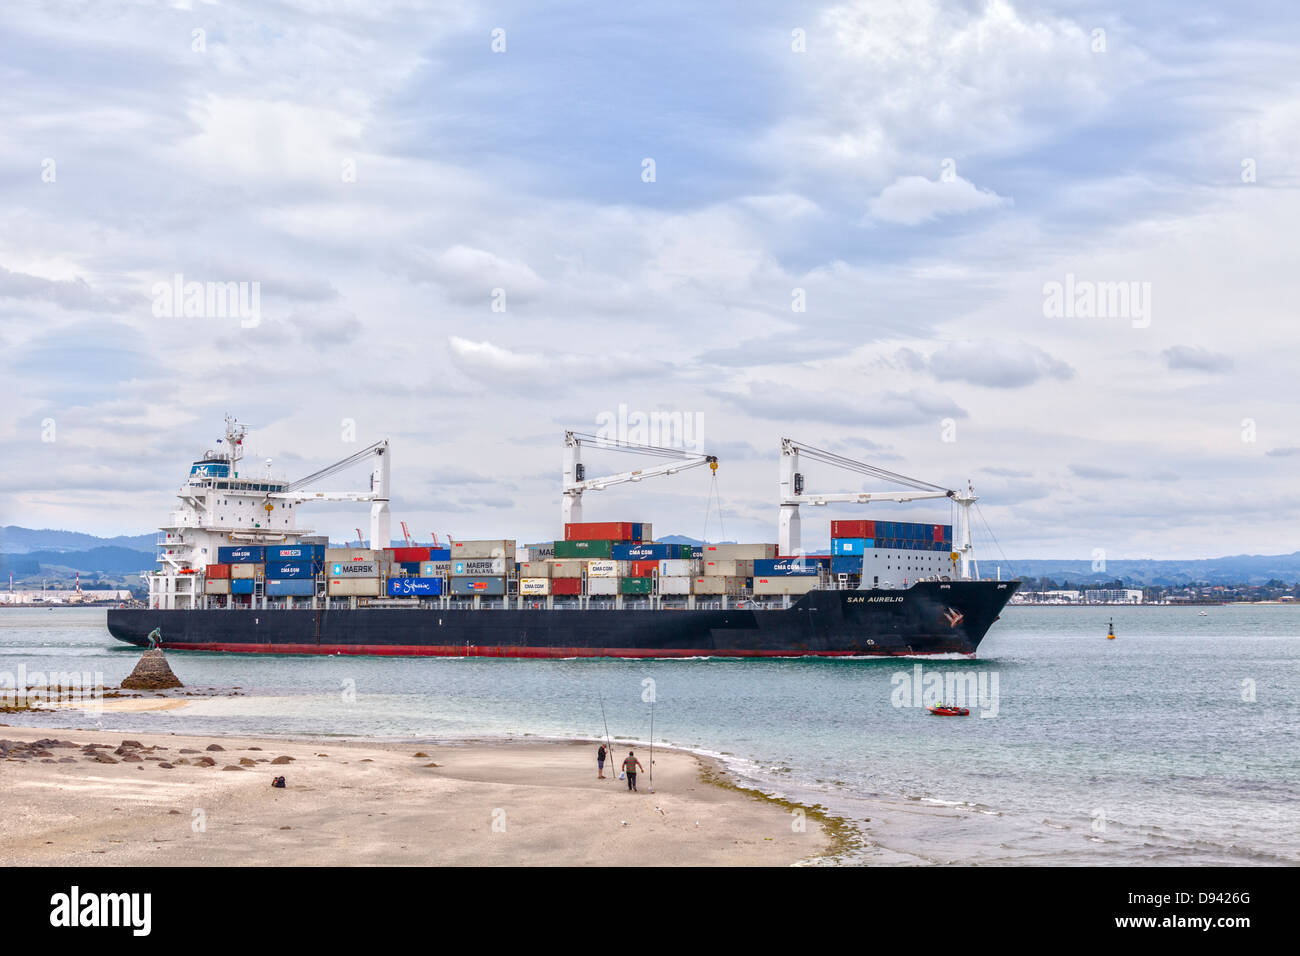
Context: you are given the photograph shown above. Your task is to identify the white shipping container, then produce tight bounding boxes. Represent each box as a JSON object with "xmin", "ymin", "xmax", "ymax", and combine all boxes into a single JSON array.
[
  {"xmin": 204, "ymin": 579, "xmax": 231, "ymax": 595},
  {"xmin": 231, "ymin": 563, "xmax": 258, "ymax": 579},
  {"xmin": 525, "ymin": 542, "xmax": 556, "ymax": 561},
  {"xmin": 419, "ymin": 561, "xmax": 451, "ymax": 577},
  {"xmin": 699, "ymin": 543, "xmax": 777, "ymax": 560},
  {"xmin": 658, "ymin": 559, "xmax": 697, "ymax": 577},
  {"xmin": 550, "ymin": 559, "xmax": 583, "ymax": 579},
  {"xmin": 658, "ymin": 576, "xmax": 694, "ymax": 595},
  {"xmin": 452, "ymin": 557, "xmax": 506, "ymax": 576},
  {"xmin": 520, "ymin": 561, "xmax": 551, "ymax": 578},
  {"xmin": 692, "ymin": 575, "xmax": 745, "ymax": 595},
  {"xmin": 700, "ymin": 559, "xmax": 753, "ymax": 577},
  {"xmin": 586, "ymin": 560, "xmax": 625, "ymax": 579},
  {"xmin": 520, "ymin": 577, "xmax": 550, "ymax": 596},
  {"xmin": 328, "ymin": 577, "xmax": 381, "ymax": 596},
  {"xmin": 325, "ymin": 548, "xmax": 376, "ymax": 562},
  {"xmin": 586, "ymin": 577, "xmax": 619, "ymax": 595},
  {"xmin": 753, "ymin": 576, "xmax": 820, "ymax": 596},
  {"xmin": 451, "ymin": 539, "xmax": 516, "ymax": 559}
]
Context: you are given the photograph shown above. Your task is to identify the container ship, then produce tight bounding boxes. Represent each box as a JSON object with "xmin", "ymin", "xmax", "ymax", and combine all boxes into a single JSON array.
[{"xmin": 106, "ymin": 419, "xmax": 1018, "ymax": 657}]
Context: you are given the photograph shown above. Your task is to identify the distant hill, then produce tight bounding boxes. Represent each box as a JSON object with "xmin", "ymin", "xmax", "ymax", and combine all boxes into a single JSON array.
[
  {"xmin": 996, "ymin": 553, "xmax": 1300, "ymax": 587},
  {"xmin": 0, "ymin": 526, "xmax": 154, "ymax": 554},
  {"xmin": 0, "ymin": 547, "xmax": 155, "ymax": 576}
]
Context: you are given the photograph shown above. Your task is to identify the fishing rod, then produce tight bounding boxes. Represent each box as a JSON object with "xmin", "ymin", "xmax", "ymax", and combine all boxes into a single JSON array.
[
  {"xmin": 599, "ymin": 694, "xmax": 613, "ymax": 782},
  {"xmin": 648, "ymin": 700, "xmax": 655, "ymax": 793}
]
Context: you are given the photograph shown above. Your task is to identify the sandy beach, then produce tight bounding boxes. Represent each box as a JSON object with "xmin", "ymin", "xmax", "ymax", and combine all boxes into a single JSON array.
[{"xmin": 0, "ymin": 726, "xmax": 831, "ymax": 866}]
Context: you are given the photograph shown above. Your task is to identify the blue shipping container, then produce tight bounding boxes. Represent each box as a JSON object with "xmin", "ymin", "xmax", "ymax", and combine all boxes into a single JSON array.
[
  {"xmin": 267, "ymin": 545, "xmax": 325, "ymax": 562},
  {"xmin": 387, "ymin": 577, "xmax": 443, "ymax": 597},
  {"xmin": 428, "ymin": 548, "xmax": 451, "ymax": 560},
  {"xmin": 831, "ymin": 555, "xmax": 865, "ymax": 575},
  {"xmin": 612, "ymin": 543, "xmax": 692, "ymax": 560},
  {"xmin": 218, "ymin": 546, "xmax": 264, "ymax": 564},
  {"xmin": 230, "ymin": 578, "xmax": 255, "ymax": 594},
  {"xmin": 266, "ymin": 578, "xmax": 314, "ymax": 597},
  {"xmin": 831, "ymin": 538, "xmax": 867, "ymax": 555},
  {"xmin": 754, "ymin": 558, "xmax": 820, "ymax": 577},
  {"xmin": 265, "ymin": 560, "xmax": 319, "ymax": 579},
  {"xmin": 399, "ymin": 561, "xmax": 422, "ymax": 574}
]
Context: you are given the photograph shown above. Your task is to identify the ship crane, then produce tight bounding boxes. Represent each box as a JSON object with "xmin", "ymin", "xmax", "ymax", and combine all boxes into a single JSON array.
[
  {"xmin": 562, "ymin": 430, "xmax": 718, "ymax": 525},
  {"xmin": 778, "ymin": 438, "xmax": 980, "ymax": 581},
  {"xmin": 264, "ymin": 439, "xmax": 391, "ymax": 549}
]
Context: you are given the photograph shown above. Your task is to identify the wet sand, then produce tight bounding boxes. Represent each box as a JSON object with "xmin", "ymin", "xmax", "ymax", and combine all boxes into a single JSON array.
[{"xmin": 0, "ymin": 727, "xmax": 830, "ymax": 866}]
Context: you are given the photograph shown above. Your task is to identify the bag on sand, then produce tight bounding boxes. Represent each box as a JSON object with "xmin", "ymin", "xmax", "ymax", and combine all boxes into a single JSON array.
[
  {"xmin": 272, "ymin": 776, "xmax": 286, "ymax": 788},
  {"xmin": 618, "ymin": 772, "xmax": 625, "ymax": 780}
]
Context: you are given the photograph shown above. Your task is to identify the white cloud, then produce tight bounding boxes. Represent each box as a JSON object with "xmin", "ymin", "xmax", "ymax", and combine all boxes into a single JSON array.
[{"xmin": 867, "ymin": 175, "xmax": 1010, "ymax": 225}]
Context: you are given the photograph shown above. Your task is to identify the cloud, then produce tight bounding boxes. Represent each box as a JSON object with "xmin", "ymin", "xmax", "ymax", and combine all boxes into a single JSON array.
[
  {"xmin": 867, "ymin": 175, "xmax": 1010, "ymax": 225},
  {"xmin": 1069, "ymin": 464, "xmax": 1128, "ymax": 480},
  {"xmin": 1265, "ymin": 447, "xmax": 1300, "ymax": 458},
  {"xmin": 711, "ymin": 381, "xmax": 965, "ymax": 427},
  {"xmin": 891, "ymin": 341, "xmax": 1073, "ymax": 388},
  {"xmin": 1162, "ymin": 346, "xmax": 1233, "ymax": 372},
  {"xmin": 0, "ymin": 265, "xmax": 137, "ymax": 313},
  {"xmin": 411, "ymin": 245, "xmax": 545, "ymax": 305}
]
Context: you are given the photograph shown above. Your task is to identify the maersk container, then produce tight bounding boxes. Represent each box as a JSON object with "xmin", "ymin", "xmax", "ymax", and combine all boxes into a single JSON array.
[
  {"xmin": 218, "ymin": 546, "xmax": 264, "ymax": 563},
  {"xmin": 620, "ymin": 577, "xmax": 654, "ymax": 595},
  {"xmin": 450, "ymin": 540, "xmax": 515, "ymax": 560},
  {"xmin": 831, "ymin": 555, "xmax": 865, "ymax": 575},
  {"xmin": 519, "ymin": 578, "xmax": 550, "ymax": 596},
  {"xmin": 267, "ymin": 545, "xmax": 325, "ymax": 562},
  {"xmin": 524, "ymin": 542, "xmax": 556, "ymax": 561},
  {"xmin": 267, "ymin": 578, "xmax": 315, "ymax": 597},
  {"xmin": 586, "ymin": 560, "xmax": 625, "ymax": 579},
  {"xmin": 265, "ymin": 560, "xmax": 319, "ymax": 579},
  {"xmin": 832, "ymin": 538, "xmax": 867, "ymax": 556},
  {"xmin": 613, "ymin": 543, "xmax": 691, "ymax": 561},
  {"xmin": 419, "ymin": 561, "xmax": 451, "ymax": 577},
  {"xmin": 658, "ymin": 559, "xmax": 695, "ymax": 577},
  {"xmin": 587, "ymin": 577, "xmax": 619, "ymax": 596},
  {"xmin": 520, "ymin": 561, "xmax": 552, "ymax": 578},
  {"xmin": 449, "ymin": 577, "xmax": 506, "ymax": 596},
  {"xmin": 699, "ymin": 544, "xmax": 776, "ymax": 560},
  {"xmin": 658, "ymin": 576, "xmax": 693, "ymax": 595},
  {"xmin": 328, "ymin": 577, "xmax": 380, "ymax": 597},
  {"xmin": 231, "ymin": 578, "xmax": 255, "ymax": 595},
  {"xmin": 754, "ymin": 558, "xmax": 819, "ymax": 576},
  {"xmin": 386, "ymin": 577, "xmax": 442, "ymax": 597},
  {"xmin": 329, "ymin": 560, "xmax": 380, "ymax": 577},
  {"xmin": 554, "ymin": 539, "xmax": 614, "ymax": 559},
  {"xmin": 452, "ymin": 557, "xmax": 506, "ymax": 576}
]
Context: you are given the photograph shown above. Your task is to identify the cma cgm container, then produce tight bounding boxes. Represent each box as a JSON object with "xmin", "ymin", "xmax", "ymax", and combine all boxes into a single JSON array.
[
  {"xmin": 563, "ymin": 522, "xmax": 640, "ymax": 542},
  {"xmin": 452, "ymin": 557, "xmax": 506, "ymax": 576},
  {"xmin": 267, "ymin": 545, "xmax": 325, "ymax": 562},
  {"xmin": 387, "ymin": 577, "xmax": 443, "ymax": 597},
  {"xmin": 451, "ymin": 540, "xmax": 515, "ymax": 559},
  {"xmin": 218, "ymin": 546, "xmax": 264, "ymax": 564},
  {"xmin": 554, "ymin": 539, "xmax": 614, "ymax": 559},
  {"xmin": 519, "ymin": 578, "xmax": 550, "ymax": 596},
  {"xmin": 267, "ymin": 579, "xmax": 315, "ymax": 597},
  {"xmin": 264, "ymin": 561, "xmax": 319, "ymax": 579},
  {"xmin": 753, "ymin": 576, "xmax": 820, "ymax": 595},
  {"xmin": 205, "ymin": 564, "xmax": 231, "ymax": 579},
  {"xmin": 754, "ymin": 558, "xmax": 820, "ymax": 577},
  {"xmin": 613, "ymin": 543, "xmax": 692, "ymax": 561},
  {"xmin": 450, "ymin": 577, "xmax": 506, "ymax": 596},
  {"xmin": 586, "ymin": 560, "xmax": 625, "ymax": 579}
]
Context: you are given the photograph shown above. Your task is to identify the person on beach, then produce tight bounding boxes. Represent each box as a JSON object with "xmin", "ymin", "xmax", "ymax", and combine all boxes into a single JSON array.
[
  {"xmin": 597, "ymin": 743, "xmax": 608, "ymax": 778},
  {"xmin": 622, "ymin": 750, "xmax": 644, "ymax": 791}
]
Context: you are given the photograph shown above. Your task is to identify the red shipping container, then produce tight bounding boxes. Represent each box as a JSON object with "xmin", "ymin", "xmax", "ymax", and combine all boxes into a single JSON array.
[
  {"xmin": 551, "ymin": 578, "xmax": 582, "ymax": 595},
  {"xmin": 393, "ymin": 547, "xmax": 432, "ymax": 562},
  {"xmin": 933, "ymin": 526, "xmax": 943, "ymax": 542},
  {"xmin": 630, "ymin": 560, "xmax": 659, "ymax": 576},
  {"xmin": 564, "ymin": 522, "xmax": 637, "ymax": 541},
  {"xmin": 205, "ymin": 564, "xmax": 231, "ymax": 579},
  {"xmin": 831, "ymin": 520, "xmax": 876, "ymax": 538}
]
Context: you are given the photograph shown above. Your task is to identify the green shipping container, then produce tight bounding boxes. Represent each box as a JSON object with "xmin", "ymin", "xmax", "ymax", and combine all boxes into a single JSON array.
[
  {"xmin": 620, "ymin": 576, "xmax": 654, "ymax": 595},
  {"xmin": 553, "ymin": 539, "xmax": 615, "ymax": 559}
]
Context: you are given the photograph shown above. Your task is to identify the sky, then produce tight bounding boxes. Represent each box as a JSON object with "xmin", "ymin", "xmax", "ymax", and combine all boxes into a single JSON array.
[{"xmin": 2, "ymin": 0, "xmax": 1299, "ymax": 560}]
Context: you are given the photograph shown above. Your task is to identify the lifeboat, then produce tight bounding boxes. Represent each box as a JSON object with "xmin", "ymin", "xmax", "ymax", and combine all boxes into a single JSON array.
[{"xmin": 927, "ymin": 705, "xmax": 969, "ymax": 716}]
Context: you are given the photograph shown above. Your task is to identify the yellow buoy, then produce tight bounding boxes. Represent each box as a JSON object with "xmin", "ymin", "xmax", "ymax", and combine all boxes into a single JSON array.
[{"xmin": 1106, "ymin": 617, "xmax": 1116, "ymax": 640}]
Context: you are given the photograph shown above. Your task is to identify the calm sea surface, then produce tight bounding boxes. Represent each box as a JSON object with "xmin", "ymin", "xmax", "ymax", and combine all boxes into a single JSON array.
[{"xmin": 3, "ymin": 604, "xmax": 1297, "ymax": 865}]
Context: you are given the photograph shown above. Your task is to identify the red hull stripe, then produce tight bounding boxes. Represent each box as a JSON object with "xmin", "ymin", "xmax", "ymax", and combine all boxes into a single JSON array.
[{"xmin": 151, "ymin": 642, "xmax": 967, "ymax": 658}]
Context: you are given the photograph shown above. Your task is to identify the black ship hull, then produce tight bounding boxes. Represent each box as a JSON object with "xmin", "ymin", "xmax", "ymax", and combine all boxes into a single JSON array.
[{"xmin": 106, "ymin": 581, "xmax": 1018, "ymax": 658}]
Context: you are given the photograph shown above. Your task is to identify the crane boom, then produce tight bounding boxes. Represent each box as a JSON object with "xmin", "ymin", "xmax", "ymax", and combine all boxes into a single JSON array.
[
  {"xmin": 264, "ymin": 439, "xmax": 390, "ymax": 549},
  {"xmin": 561, "ymin": 430, "xmax": 717, "ymax": 525}
]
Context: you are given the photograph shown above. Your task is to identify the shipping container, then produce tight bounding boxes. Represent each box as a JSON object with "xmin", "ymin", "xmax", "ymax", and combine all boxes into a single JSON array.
[
  {"xmin": 230, "ymin": 563, "xmax": 260, "ymax": 579},
  {"xmin": 399, "ymin": 561, "xmax": 422, "ymax": 574},
  {"xmin": 524, "ymin": 542, "xmax": 556, "ymax": 561},
  {"xmin": 550, "ymin": 577, "xmax": 582, "ymax": 596},
  {"xmin": 218, "ymin": 546, "xmax": 264, "ymax": 564},
  {"xmin": 587, "ymin": 577, "xmax": 619, "ymax": 596},
  {"xmin": 205, "ymin": 563, "xmax": 231, "ymax": 579},
  {"xmin": 658, "ymin": 559, "xmax": 696, "ymax": 577},
  {"xmin": 519, "ymin": 578, "xmax": 550, "ymax": 596},
  {"xmin": 753, "ymin": 576, "xmax": 820, "ymax": 596},
  {"xmin": 264, "ymin": 560, "xmax": 319, "ymax": 579},
  {"xmin": 549, "ymin": 559, "xmax": 583, "ymax": 579},
  {"xmin": 554, "ymin": 539, "xmax": 615, "ymax": 559},
  {"xmin": 698, "ymin": 543, "xmax": 777, "ymax": 560},
  {"xmin": 831, "ymin": 555, "xmax": 865, "ymax": 575},
  {"xmin": 564, "ymin": 522, "xmax": 640, "ymax": 542},
  {"xmin": 700, "ymin": 559, "xmax": 753, "ymax": 577},
  {"xmin": 449, "ymin": 576, "xmax": 507, "ymax": 596},
  {"xmin": 754, "ymin": 558, "xmax": 820, "ymax": 576},
  {"xmin": 327, "ymin": 577, "xmax": 381, "ymax": 597},
  {"xmin": 267, "ymin": 544, "xmax": 325, "ymax": 562},
  {"xmin": 392, "ymin": 547, "xmax": 432, "ymax": 563},
  {"xmin": 204, "ymin": 579, "xmax": 230, "ymax": 595},
  {"xmin": 452, "ymin": 557, "xmax": 507, "ymax": 576},
  {"xmin": 325, "ymin": 548, "xmax": 376, "ymax": 563},
  {"xmin": 620, "ymin": 577, "xmax": 654, "ymax": 595},
  {"xmin": 328, "ymin": 560, "xmax": 380, "ymax": 577},
  {"xmin": 658, "ymin": 576, "xmax": 693, "ymax": 595},
  {"xmin": 586, "ymin": 560, "xmax": 626, "ymax": 579},
  {"xmin": 450, "ymin": 539, "xmax": 515, "ymax": 559},
  {"xmin": 612, "ymin": 543, "xmax": 692, "ymax": 561},
  {"xmin": 831, "ymin": 538, "xmax": 869, "ymax": 555},
  {"xmin": 629, "ymin": 560, "xmax": 659, "ymax": 577},
  {"xmin": 520, "ymin": 561, "xmax": 552, "ymax": 578},
  {"xmin": 830, "ymin": 520, "xmax": 876, "ymax": 539},
  {"xmin": 267, "ymin": 578, "xmax": 315, "ymax": 597},
  {"xmin": 418, "ymin": 561, "xmax": 451, "ymax": 577},
  {"xmin": 691, "ymin": 575, "xmax": 744, "ymax": 595},
  {"xmin": 231, "ymin": 578, "xmax": 255, "ymax": 595},
  {"xmin": 386, "ymin": 577, "xmax": 443, "ymax": 597}
]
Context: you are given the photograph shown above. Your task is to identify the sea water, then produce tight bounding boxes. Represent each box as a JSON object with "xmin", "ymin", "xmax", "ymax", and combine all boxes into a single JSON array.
[{"xmin": 2, "ymin": 605, "xmax": 1296, "ymax": 865}]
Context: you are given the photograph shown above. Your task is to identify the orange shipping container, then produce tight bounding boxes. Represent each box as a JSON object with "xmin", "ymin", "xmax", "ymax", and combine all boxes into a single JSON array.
[{"xmin": 205, "ymin": 564, "xmax": 231, "ymax": 579}]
